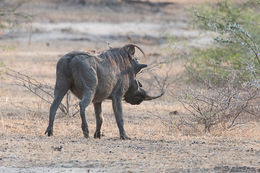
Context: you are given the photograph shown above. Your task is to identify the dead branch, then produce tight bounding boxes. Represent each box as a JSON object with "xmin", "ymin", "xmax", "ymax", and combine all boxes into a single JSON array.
[
  {"xmin": 178, "ymin": 81, "xmax": 260, "ymax": 133},
  {"xmin": 5, "ymin": 68, "xmax": 79, "ymax": 116}
]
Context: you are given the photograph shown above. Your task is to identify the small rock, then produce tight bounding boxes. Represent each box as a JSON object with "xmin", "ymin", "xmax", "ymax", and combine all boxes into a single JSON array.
[
  {"xmin": 52, "ymin": 145, "xmax": 63, "ymax": 151},
  {"xmin": 169, "ymin": 110, "xmax": 178, "ymax": 115},
  {"xmin": 191, "ymin": 141, "xmax": 199, "ymax": 144}
]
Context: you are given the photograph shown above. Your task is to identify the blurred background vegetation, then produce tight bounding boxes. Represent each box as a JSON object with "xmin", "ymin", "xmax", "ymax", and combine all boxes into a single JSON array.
[
  {"xmin": 187, "ymin": 0, "xmax": 259, "ymax": 87},
  {"xmin": 0, "ymin": 1, "xmax": 31, "ymax": 74}
]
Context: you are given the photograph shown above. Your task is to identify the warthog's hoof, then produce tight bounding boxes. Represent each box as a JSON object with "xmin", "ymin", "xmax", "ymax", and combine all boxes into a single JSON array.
[
  {"xmin": 83, "ymin": 131, "xmax": 89, "ymax": 138},
  {"xmin": 120, "ymin": 135, "xmax": 131, "ymax": 140},
  {"xmin": 81, "ymin": 124, "xmax": 89, "ymax": 138},
  {"xmin": 94, "ymin": 131, "xmax": 101, "ymax": 139},
  {"xmin": 45, "ymin": 127, "xmax": 53, "ymax": 136}
]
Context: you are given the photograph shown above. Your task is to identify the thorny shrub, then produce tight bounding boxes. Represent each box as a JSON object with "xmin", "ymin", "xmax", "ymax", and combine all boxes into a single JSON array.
[
  {"xmin": 178, "ymin": 78, "xmax": 259, "ymax": 133},
  {"xmin": 187, "ymin": 0, "xmax": 259, "ymax": 85},
  {"xmin": 177, "ymin": 0, "xmax": 260, "ymax": 134}
]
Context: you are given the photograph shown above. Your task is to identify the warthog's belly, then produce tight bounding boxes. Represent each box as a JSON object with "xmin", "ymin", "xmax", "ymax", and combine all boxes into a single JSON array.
[
  {"xmin": 92, "ymin": 85, "xmax": 114, "ymax": 103},
  {"xmin": 70, "ymin": 83, "xmax": 114, "ymax": 103}
]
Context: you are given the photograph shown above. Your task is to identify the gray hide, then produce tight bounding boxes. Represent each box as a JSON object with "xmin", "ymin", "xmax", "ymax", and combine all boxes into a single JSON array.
[{"xmin": 45, "ymin": 44, "xmax": 165, "ymax": 139}]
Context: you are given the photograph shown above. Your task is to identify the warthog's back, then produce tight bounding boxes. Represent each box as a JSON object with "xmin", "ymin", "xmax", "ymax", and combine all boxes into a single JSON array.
[{"xmin": 56, "ymin": 51, "xmax": 121, "ymax": 102}]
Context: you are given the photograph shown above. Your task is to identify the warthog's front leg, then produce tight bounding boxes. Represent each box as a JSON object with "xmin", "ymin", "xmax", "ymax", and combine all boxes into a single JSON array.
[
  {"xmin": 94, "ymin": 102, "xmax": 103, "ymax": 139},
  {"xmin": 112, "ymin": 96, "xmax": 130, "ymax": 140}
]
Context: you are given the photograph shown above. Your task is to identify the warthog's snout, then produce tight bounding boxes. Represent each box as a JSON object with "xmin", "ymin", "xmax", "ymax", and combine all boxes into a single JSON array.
[{"xmin": 124, "ymin": 82, "xmax": 165, "ymax": 105}]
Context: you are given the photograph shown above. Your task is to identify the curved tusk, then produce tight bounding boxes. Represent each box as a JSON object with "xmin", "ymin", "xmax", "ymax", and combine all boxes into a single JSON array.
[
  {"xmin": 144, "ymin": 86, "xmax": 166, "ymax": 101},
  {"xmin": 125, "ymin": 43, "xmax": 146, "ymax": 59}
]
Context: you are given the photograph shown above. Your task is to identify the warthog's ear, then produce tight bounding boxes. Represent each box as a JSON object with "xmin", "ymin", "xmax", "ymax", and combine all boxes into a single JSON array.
[
  {"xmin": 135, "ymin": 64, "xmax": 147, "ymax": 74},
  {"xmin": 124, "ymin": 44, "xmax": 135, "ymax": 57}
]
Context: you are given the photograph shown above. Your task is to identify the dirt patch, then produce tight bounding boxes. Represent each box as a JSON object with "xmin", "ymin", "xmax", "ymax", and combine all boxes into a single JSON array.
[{"xmin": 1, "ymin": 113, "xmax": 260, "ymax": 172}]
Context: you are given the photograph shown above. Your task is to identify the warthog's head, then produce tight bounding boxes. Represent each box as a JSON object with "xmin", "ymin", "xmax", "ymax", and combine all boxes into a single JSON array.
[{"xmin": 123, "ymin": 44, "xmax": 166, "ymax": 105}]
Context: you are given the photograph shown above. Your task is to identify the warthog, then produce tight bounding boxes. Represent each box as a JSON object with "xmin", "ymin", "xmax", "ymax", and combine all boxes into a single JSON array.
[{"xmin": 45, "ymin": 44, "xmax": 165, "ymax": 139}]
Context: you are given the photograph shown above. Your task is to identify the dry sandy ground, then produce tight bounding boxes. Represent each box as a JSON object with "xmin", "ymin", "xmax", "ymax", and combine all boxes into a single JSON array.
[{"xmin": 0, "ymin": 0, "xmax": 260, "ymax": 172}]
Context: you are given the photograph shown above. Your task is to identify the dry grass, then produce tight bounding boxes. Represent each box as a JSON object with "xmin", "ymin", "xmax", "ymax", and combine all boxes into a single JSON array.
[
  {"xmin": 1, "ymin": 112, "xmax": 260, "ymax": 171},
  {"xmin": 1, "ymin": 49, "xmax": 260, "ymax": 171}
]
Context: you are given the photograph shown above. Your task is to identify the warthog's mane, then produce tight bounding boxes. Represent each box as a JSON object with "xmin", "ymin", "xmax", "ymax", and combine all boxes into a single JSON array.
[
  {"xmin": 99, "ymin": 47, "xmax": 128, "ymax": 61},
  {"xmin": 66, "ymin": 45, "xmax": 146, "ymax": 66},
  {"xmin": 98, "ymin": 44, "xmax": 146, "ymax": 61}
]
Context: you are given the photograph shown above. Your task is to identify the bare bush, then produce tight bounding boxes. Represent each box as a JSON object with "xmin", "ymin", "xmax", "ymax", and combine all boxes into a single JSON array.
[
  {"xmin": 0, "ymin": 1, "xmax": 31, "ymax": 30},
  {"xmin": 178, "ymin": 78, "xmax": 259, "ymax": 133},
  {"xmin": 6, "ymin": 68, "xmax": 79, "ymax": 116}
]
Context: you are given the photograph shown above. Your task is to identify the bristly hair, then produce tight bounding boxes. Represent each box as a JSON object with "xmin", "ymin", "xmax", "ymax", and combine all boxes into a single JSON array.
[
  {"xmin": 99, "ymin": 47, "xmax": 127, "ymax": 60},
  {"xmin": 98, "ymin": 44, "xmax": 146, "ymax": 61}
]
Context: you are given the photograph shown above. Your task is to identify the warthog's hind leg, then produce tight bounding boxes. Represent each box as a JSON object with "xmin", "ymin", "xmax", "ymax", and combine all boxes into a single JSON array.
[
  {"xmin": 79, "ymin": 89, "xmax": 94, "ymax": 138},
  {"xmin": 94, "ymin": 102, "xmax": 103, "ymax": 139},
  {"xmin": 45, "ymin": 80, "xmax": 70, "ymax": 136}
]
